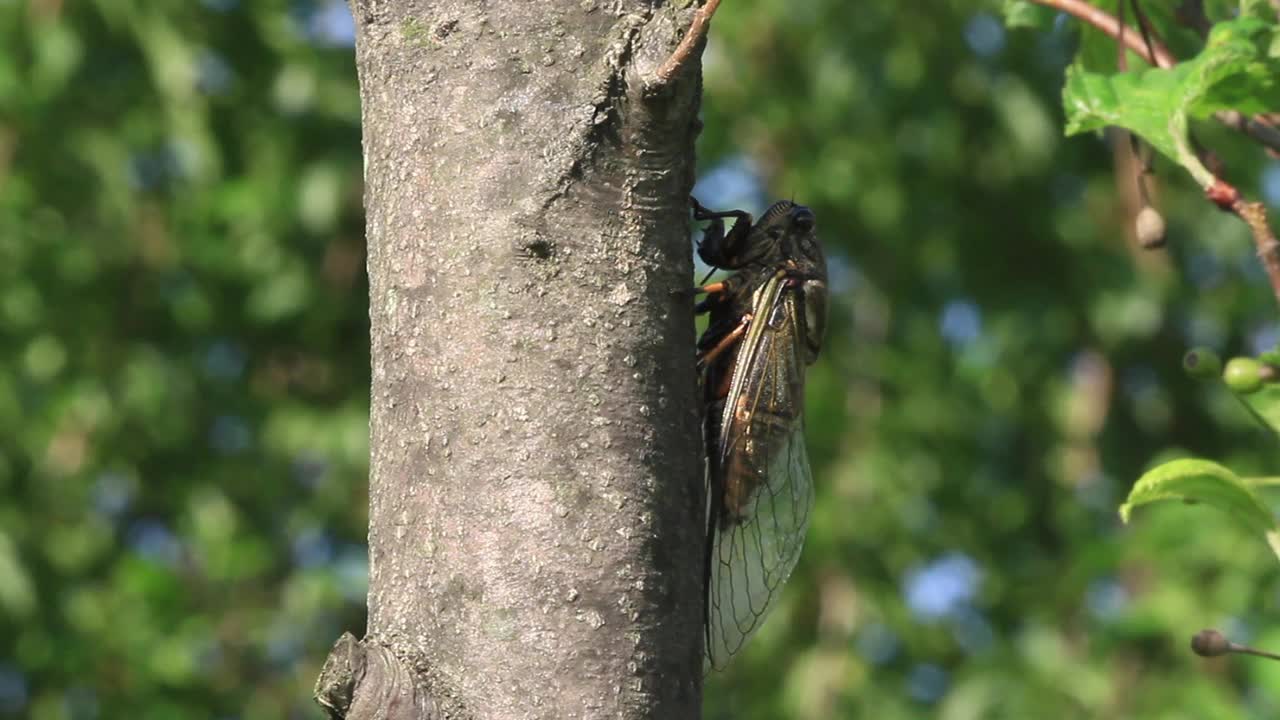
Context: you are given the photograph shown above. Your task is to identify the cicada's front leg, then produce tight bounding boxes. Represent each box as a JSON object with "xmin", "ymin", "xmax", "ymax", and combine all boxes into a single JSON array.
[{"xmin": 692, "ymin": 196, "xmax": 754, "ymax": 269}]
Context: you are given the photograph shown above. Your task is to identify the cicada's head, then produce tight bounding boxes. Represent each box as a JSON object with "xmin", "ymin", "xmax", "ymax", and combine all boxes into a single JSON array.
[
  {"xmin": 770, "ymin": 203, "xmax": 828, "ymax": 364},
  {"xmin": 725, "ymin": 200, "xmax": 789, "ymax": 268},
  {"xmin": 756, "ymin": 202, "xmax": 824, "ymax": 285}
]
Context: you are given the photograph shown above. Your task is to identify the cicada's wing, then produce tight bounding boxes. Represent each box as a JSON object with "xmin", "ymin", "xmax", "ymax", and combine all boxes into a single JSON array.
[
  {"xmin": 704, "ymin": 273, "xmax": 816, "ymax": 671},
  {"xmin": 705, "ymin": 423, "xmax": 813, "ymax": 670}
]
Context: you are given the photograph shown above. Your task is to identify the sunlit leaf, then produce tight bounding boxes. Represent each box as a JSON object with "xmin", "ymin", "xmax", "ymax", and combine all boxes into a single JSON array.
[
  {"xmin": 1121, "ymin": 459, "xmax": 1280, "ymax": 561},
  {"xmin": 1063, "ymin": 13, "xmax": 1280, "ymax": 188}
]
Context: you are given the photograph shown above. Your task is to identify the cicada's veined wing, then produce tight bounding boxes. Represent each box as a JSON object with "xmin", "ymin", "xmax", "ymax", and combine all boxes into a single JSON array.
[
  {"xmin": 705, "ymin": 421, "xmax": 813, "ymax": 670},
  {"xmin": 704, "ymin": 271, "xmax": 816, "ymax": 671}
]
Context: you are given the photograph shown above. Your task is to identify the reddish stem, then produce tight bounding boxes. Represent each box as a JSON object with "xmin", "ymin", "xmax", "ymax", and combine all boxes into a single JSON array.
[
  {"xmin": 654, "ymin": 0, "xmax": 723, "ymax": 84},
  {"xmin": 1031, "ymin": 0, "xmax": 1175, "ymax": 67}
]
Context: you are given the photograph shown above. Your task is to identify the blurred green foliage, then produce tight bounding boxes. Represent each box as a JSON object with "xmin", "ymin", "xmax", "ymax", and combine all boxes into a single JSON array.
[
  {"xmin": 0, "ymin": 1, "xmax": 367, "ymax": 717},
  {"xmin": 3, "ymin": 0, "xmax": 1280, "ymax": 718}
]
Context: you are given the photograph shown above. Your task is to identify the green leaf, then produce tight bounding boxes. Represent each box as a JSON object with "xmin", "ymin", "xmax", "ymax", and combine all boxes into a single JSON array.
[
  {"xmin": 1121, "ymin": 459, "xmax": 1280, "ymax": 563},
  {"xmin": 1063, "ymin": 14, "xmax": 1280, "ymax": 189},
  {"xmin": 1231, "ymin": 379, "xmax": 1280, "ymax": 437},
  {"xmin": 1120, "ymin": 459, "xmax": 1276, "ymax": 535},
  {"xmin": 1063, "ymin": 64, "xmax": 1207, "ymax": 185},
  {"xmin": 1192, "ymin": 17, "xmax": 1280, "ymax": 115}
]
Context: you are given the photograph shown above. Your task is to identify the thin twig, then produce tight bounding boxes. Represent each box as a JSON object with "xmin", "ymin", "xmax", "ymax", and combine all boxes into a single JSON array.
[
  {"xmin": 1128, "ymin": 0, "xmax": 1161, "ymax": 66},
  {"xmin": 1217, "ymin": 111, "xmax": 1280, "ymax": 159},
  {"xmin": 1231, "ymin": 193, "xmax": 1280, "ymax": 307},
  {"xmin": 654, "ymin": 0, "xmax": 723, "ymax": 85},
  {"xmin": 1117, "ymin": 0, "xmax": 1130, "ymax": 71},
  {"xmin": 1235, "ymin": 644, "xmax": 1280, "ymax": 662},
  {"xmin": 1032, "ymin": 0, "xmax": 1175, "ymax": 66},
  {"xmin": 1204, "ymin": 179, "xmax": 1280, "ymax": 306},
  {"xmin": 1114, "ymin": 2, "xmax": 1163, "ymax": 251},
  {"xmin": 1029, "ymin": 0, "xmax": 1280, "ymax": 155}
]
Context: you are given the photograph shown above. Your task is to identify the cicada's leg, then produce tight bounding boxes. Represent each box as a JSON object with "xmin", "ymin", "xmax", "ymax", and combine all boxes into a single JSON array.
[
  {"xmin": 692, "ymin": 197, "xmax": 753, "ymax": 225},
  {"xmin": 692, "ymin": 281, "xmax": 729, "ymax": 315},
  {"xmin": 692, "ymin": 197, "xmax": 753, "ymax": 268},
  {"xmin": 674, "ymin": 278, "xmax": 730, "ymax": 305},
  {"xmin": 696, "ymin": 313, "xmax": 752, "ymax": 371},
  {"xmin": 713, "ymin": 360, "xmax": 736, "ymax": 399}
]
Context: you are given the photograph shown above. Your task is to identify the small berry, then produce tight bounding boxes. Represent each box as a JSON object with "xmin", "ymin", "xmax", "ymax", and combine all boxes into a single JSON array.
[
  {"xmin": 1183, "ymin": 348, "xmax": 1222, "ymax": 379},
  {"xmin": 1136, "ymin": 206, "xmax": 1167, "ymax": 249},
  {"xmin": 1224, "ymin": 357, "xmax": 1263, "ymax": 394},
  {"xmin": 1191, "ymin": 629, "xmax": 1231, "ymax": 657}
]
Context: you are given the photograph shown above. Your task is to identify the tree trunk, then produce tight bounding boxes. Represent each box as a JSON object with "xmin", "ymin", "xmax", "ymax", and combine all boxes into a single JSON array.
[{"xmin": 317, "ymin": 1, "xmax": 706, "ymax": 718}]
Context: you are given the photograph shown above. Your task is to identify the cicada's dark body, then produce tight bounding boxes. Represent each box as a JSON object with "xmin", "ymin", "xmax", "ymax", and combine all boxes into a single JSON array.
[{"xmin": 691, "ymin": 197, "xmax": 827, "ymax": 670}]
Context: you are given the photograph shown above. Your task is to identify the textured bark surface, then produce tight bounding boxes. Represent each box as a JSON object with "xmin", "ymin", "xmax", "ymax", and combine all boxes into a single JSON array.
[{"xmin": 330, "ymin": 1, "xmax": 706, "ymax": 717}]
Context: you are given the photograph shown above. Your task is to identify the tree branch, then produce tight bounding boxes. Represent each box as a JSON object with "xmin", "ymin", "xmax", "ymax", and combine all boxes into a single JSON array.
[
  {"xmin": 1032, "ymin": 0, "xmax": 1175, "ymax": 66},
  {"xmin": 1238, "ymin": 201, "xmax": 1280, "ymax": 308},
  {"xmin": 1217, "ymin": 110, "xmax": 1280, "ymax": 159},
  {"xmin": 1205, "ymin": 180, "xmax": 1280, "ymax": 307},
  {"xmin": 653, "ymin": 0, "xmax": 722, "ymax": 85}
]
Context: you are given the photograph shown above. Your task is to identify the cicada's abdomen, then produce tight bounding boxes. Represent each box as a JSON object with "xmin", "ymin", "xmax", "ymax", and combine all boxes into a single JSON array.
[{"xmin": 722, "ymin": 422, "xmax": 792, "ymax": 520}]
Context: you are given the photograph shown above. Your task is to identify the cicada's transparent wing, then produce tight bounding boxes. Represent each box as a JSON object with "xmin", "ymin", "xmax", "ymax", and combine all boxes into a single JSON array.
[
  {"xmin": 704, "ymin": 273, "xmax": 816, "ymax": 671},
  {"xmin": 706, "ymin": 420, "xmax": 814, "ymax": 670}
]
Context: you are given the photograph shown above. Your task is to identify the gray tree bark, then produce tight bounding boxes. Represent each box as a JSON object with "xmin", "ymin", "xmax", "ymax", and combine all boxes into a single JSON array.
[{"xmin": 317, "ymin": 1, "xmax": 707, "ymax": 718}]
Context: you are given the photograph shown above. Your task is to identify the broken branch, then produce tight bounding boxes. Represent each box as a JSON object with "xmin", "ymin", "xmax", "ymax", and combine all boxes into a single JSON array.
[{"xmin": 654, "ymin": 0, "xmax": 723, "ymax": 85}]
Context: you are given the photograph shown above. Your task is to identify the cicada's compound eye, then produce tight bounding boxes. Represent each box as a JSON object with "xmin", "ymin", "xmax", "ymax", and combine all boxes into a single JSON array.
[
  {"xmin": 790, "ymin": 207, "xmax": 815, "ymax": 233},
  {"xmin": 774, "ymin": 205, "xmax": 823, "ymax": 282}
]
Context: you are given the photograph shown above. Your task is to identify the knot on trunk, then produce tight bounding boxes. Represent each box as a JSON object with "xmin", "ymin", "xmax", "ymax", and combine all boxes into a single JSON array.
[{"xmin": 315, "ymin": 633, "xmax": 446, "ymax": 720}]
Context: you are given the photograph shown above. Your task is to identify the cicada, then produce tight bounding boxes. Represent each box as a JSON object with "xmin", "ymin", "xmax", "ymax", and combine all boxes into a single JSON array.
[{"xmin": 691, "ymin": 197, "xmax": 827, "ymax": 669}]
